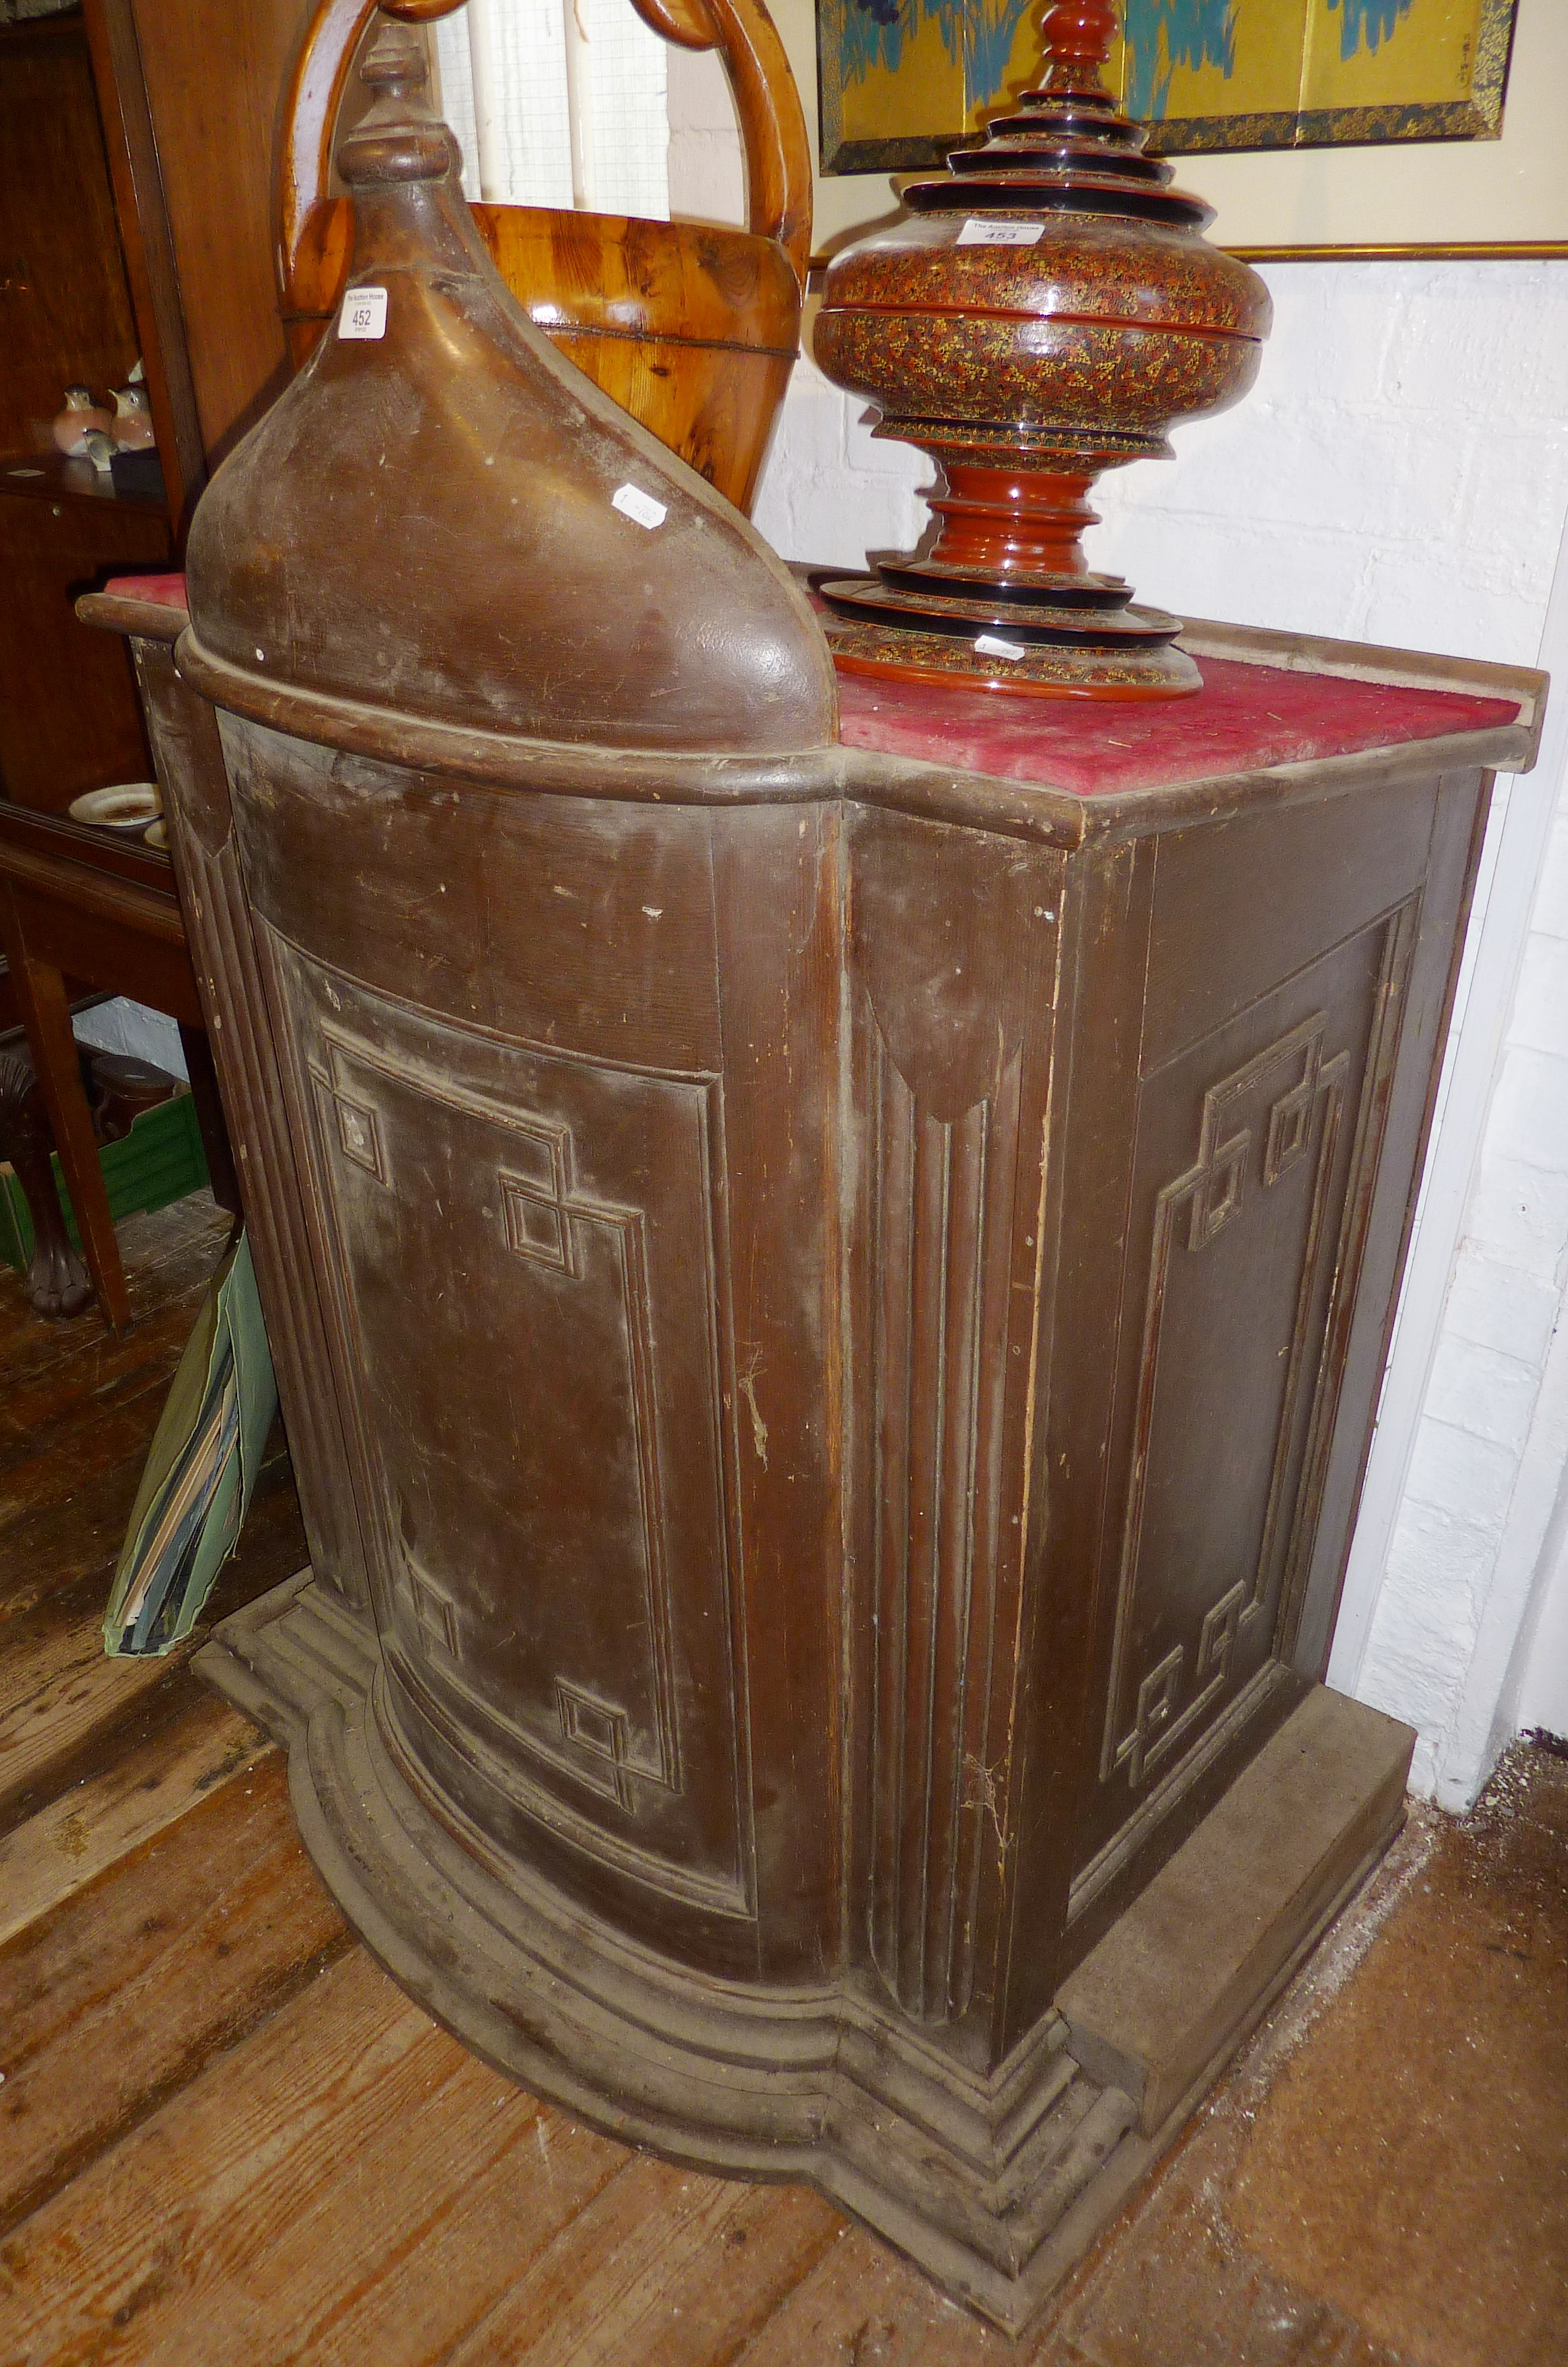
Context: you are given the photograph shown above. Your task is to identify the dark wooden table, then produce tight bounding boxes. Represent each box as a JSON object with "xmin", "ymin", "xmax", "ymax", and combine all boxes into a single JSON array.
[{"xmin": 0, "ymin": 799, "xmax": 230, "ymax": 1330}]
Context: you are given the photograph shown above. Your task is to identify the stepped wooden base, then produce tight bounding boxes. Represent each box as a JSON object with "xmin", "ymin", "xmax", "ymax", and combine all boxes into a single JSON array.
[
  {"xmin": 196, "ymin": 1572, "xmax": 1414, "ymax": 2335},
  {"xmin": 821, "ymin": 607, "xmax": 1201, "ymax": 700}
]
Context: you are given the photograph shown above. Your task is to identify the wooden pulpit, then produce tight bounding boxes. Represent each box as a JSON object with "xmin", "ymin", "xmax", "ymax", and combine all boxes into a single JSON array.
[{"xmin": 84, "ymin": 15, "xmax": 1545, "ymax": 2333}]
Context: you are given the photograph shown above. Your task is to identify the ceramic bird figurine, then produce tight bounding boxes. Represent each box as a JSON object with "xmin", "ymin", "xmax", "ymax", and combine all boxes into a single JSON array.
[
  {"xmin": 79, "ymin": 429, "xmax": 116, "ymax": 476},
  {"xmin": 110, "ymin": 383, "xmax": 156, "ymax": 450},
  {"xmin": 51, "ymin": 386, "xmax": 112, "ymax": 457}
]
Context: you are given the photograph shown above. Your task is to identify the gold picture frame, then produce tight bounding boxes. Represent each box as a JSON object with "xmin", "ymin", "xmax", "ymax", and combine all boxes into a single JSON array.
[
  {"xmin": 765, "ymin": 0, "xmax": 1568, "ymax": 259},
  {"xmin": 815, "ymin": 0, "xmax": 1521, "ymax": 176}
]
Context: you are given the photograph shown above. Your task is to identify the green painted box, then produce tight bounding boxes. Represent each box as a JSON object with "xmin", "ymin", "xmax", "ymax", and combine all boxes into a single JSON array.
[{"xmin": 0, "ymin": 1090, "xmax": 210, "ymax": 1272}]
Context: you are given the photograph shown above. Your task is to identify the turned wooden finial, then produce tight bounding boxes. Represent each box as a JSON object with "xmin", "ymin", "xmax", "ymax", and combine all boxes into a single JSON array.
[
  {"xmin": 1036, "ymin": 0, "xmax": 1118, "ymax": 89},
  {"xmin": 337, "ymin": 8, "xmax": 457, "ymax": 186}
]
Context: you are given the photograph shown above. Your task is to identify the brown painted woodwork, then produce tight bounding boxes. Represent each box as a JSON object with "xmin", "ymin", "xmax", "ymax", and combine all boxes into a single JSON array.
[
  {"xmin": 280, "ymin": 0, "xmax": 811, "ymax": 511},
  {"xmin": 813, "ymin": 0, "xmax": 1269, "ymax": 698},
  {"xmin": 0, "ymin": 16, "xmax": 175, "ymax": 830},
  {"xmin": 78, "ymin": 0, "xmax": 204, "ymax": 530},
  {"xmin": 81, "ymin": 22, "xmax": 1548, "ymax": 2331},
  {"xmin": 186, "ymin": 29, "xmax": 834, "ymax": 757},
  {"xmin": 82, "ymin": 0, "xmax": 316, "ymax": 488},
  {"xmin": 0, "ymin": 457, "xmax": 170, "ymax": 813},
  {"xmin": 0, "ymin": 14, "xmax": 141, "ymax": 456},
  {"xmin": 4, "ymin": 1252, "xmax": 1565, "ymax": 2363}
]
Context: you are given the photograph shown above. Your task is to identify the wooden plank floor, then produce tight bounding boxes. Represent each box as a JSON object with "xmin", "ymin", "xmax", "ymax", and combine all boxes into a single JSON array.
[{"xmin": 1, "ymin": 1193, "xmax": 1562, "ymax": 2365}]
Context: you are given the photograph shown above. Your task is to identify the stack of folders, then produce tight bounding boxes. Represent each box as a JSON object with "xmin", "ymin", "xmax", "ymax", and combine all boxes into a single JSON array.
[{"xmin": 104, "ymin": 1230, "xmax": 277, "ymax": 1657}]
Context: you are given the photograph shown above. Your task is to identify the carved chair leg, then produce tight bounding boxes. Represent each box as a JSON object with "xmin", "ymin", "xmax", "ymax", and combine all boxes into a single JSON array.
[
  {"xmin": 0, "ymin": 1047, "xmax": 93, "ymax": 1319},
  {"xmin": 0, "ymin": 895, "xmax": 130, "ymax": 1333}
]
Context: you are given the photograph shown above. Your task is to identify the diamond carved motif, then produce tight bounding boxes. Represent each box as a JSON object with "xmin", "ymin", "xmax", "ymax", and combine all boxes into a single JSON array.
[
  {"xmin": 1104, "ymin": 1013, "xmax": 1351, "ymax": 1795},
  {"xmin": 555, "ymin": 1679, "xmax": 636, "ymax": 1808},
  {"xmin": 328, "ymin": 1085, "xmax": 386, "ymax": 1182}
]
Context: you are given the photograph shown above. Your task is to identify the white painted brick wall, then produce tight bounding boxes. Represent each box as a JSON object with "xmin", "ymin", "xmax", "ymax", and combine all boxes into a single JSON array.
[
  {"xmin": 759, "ymin": 264, "xmax": 1568, "ymax": 669},
  {"xmin": 749, "ymin": 261, "xmax": 1568, "ymax": 1802},
  {"xmin": 666, "ymin": 43, "xmax": 745, "ymax": 229},
  {"xmin": 1370, "ymin": 734, "xmax": 1568, "ymax": 1800}
]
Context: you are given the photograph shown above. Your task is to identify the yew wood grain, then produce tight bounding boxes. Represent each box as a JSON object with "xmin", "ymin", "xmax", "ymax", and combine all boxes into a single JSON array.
[{"xmin": 278, "ymin": 0, "xmax": 810, "ymax": 510}]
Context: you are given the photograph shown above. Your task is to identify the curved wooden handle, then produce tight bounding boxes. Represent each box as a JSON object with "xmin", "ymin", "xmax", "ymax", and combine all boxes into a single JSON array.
[
  {"xmin": 277, "ymin": 0, "xmax": 379, "ymax": 319},
  {"xmin": 277, "ymin": 0, "xmax": 811, "ymax": 323},
  {"xmin": 627, "ymin": 0, "xmax": 811, "ymax": 283}
]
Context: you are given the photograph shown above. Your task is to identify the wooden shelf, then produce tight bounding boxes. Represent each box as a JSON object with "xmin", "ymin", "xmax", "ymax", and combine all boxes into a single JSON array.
[{"xmin": 0, "ymin": 450, "xmax": 168, "ymax": 519}]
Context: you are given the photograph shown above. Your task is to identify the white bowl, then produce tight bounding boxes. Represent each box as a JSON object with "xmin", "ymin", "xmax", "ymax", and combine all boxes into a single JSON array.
[{"xmin": 68, "ymin": 782, "xmax": 162, "ymax": 832}]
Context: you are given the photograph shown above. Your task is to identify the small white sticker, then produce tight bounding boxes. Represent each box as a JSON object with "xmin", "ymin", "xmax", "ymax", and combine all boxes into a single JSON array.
[
  {"xmin": 957, "ymin": 218, "xmax": 1044, "ymax": 248},
  {"xmin": 339, "ymin": 286, "xmax": 388, "ymax": 340},
  {"xmin": 975, "ymin": 632, "xmax": 1030, "ymax": 661},
  {"xmin": 612, "ymin": 483, "xmax": 668, "ymax": 532}
]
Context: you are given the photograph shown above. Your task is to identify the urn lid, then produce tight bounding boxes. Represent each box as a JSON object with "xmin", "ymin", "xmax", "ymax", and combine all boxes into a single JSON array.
[
  {"xmin": 809, "ymin": 0, "xmax": 1271, "ymax": 701},
  {"xmin": 820, "ymin": 1, "xmax": 1268, "ymax": 346},
  {"xmin": 184, "ymin": 9, "xmax": 837, "ymax": 760}
]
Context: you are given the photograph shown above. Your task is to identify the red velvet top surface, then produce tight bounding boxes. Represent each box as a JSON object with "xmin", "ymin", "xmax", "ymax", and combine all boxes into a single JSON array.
[
  {"xmin": 107, "ymin": 571, "xmax": 190, "ymax": 614},
  {"xmin": 105, "ymin": 575, "xmax": 1516, "ymax": 793},
  {"xmin": 835, "ymin": 658, "xmax": 1520, "ymax": 797}
]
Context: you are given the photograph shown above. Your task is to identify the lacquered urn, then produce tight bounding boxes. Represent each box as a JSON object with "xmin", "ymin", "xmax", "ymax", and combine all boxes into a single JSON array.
[{"xmin": 814, "ymin": 0, "xmax": 1271, "ymax": 698}]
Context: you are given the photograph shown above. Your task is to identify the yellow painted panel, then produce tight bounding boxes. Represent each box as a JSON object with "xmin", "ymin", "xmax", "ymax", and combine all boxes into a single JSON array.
[
  {"xmin": 1111, "ymin": 3, "xmax": 1310, "ymax": 124},
  {"xmin": 1302, "ymin": 0, "xmax": 1488, "ymax": 108},
  {"xmin": 842, "ymin": 7, "xmax": 961, "ymax": 145}
]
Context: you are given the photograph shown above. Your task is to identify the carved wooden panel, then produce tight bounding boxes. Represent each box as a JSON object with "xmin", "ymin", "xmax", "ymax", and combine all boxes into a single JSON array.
[
  {"xmin": 133, "ymin": 645, "xmax": 370, "ymax": 1605},
  {"xmin": 849, "ymin": 806, "xmax": 1061, "ymax": 2027},
  {"xmin": 1072, "ymin": 897, "xmax": 1421, "ymax": 1905},
  {"xmin": 867, "ymin": 1031, "xmax": 1022, "ymax": 2023},
  {"xmin": 266, "ymin": 939, "xmax": 753, "ymax": 1920}
]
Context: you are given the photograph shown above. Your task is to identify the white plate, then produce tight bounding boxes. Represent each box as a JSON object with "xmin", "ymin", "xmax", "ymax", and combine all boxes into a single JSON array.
[
  {"xmin": 68, "ymin": 782, "xmax": 161, "ymax": 832},
  {"xmin": 143, "ymin": 818, "xmax": 168, "ymax": 850}
]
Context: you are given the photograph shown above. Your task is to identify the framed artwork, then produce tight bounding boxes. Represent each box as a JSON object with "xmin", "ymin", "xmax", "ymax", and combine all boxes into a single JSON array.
[
  {"xmin": 782, "ymin": 0, "xmax": 1568, "ymax": 255},
  {"xmin": 816, "ymin": 0, "xmax": 1521, "ymax": 176}
]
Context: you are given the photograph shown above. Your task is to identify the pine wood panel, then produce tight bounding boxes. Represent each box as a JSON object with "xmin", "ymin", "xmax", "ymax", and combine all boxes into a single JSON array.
[
  {"xmin": 0, "ymin": 1950, "xmax": 623, "ymax": 2366},
  {"xmin": 0, "ymin": 1594, "xmax": 190, "ymax": 1834},
  {"xmin": 439, "ymin": 2159, "xmax": 842, "ymax": 2366},
  {"xmin": 733, "ymin": 2224, "xmax": 1031, "ymax": 2366},
  {"xmin": 0, "ymin": 1747, "xmax": 346, "ymax": 2237},
  {"xmin": 0, "ymin": 1687, "xmax": 267, "ymax": 1946}
]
